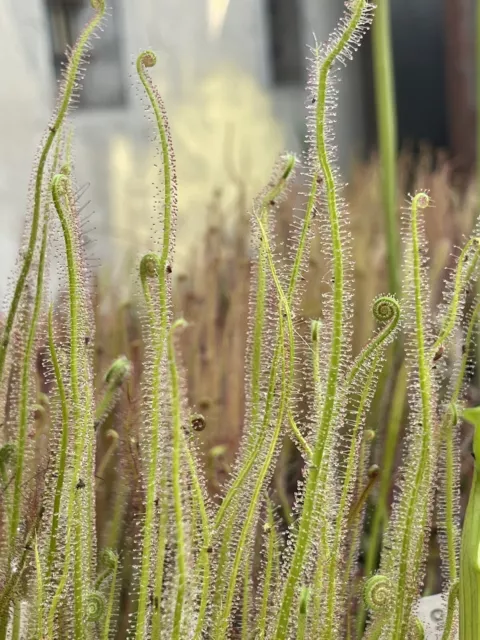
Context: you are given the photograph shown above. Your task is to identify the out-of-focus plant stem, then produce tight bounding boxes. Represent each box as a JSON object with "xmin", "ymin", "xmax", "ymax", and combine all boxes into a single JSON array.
[
  {"xmin": 372, "ymin": 0, "xmax": 399, "ymax": 298},
  {"xmin": 476, "ymin": 0, "xmax": 480, "ymax": 385}
]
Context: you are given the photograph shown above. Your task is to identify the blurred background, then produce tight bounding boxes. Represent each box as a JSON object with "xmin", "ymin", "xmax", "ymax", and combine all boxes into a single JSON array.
[{"xmin": 0, "ymin": 0, "xmax": 476, "ymax": 294}]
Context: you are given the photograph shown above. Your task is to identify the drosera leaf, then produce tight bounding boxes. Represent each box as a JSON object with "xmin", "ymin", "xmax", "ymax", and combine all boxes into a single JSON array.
[{"xmin": 460, "ymin": 406, "xmax": 480, "ymax": 464}]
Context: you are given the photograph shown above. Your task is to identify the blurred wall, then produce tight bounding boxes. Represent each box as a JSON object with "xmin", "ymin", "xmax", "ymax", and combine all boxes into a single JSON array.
[
  {"xmin": 391, "ymin": 0, "xmax": 447, "ymax": 150},
  {"xmin": 0, "ymin": 0, "xmax": 369, "ymax": 299},
  {"xmin": 445, "ymin": 0, "xmax": 476, "ymax": 172}
]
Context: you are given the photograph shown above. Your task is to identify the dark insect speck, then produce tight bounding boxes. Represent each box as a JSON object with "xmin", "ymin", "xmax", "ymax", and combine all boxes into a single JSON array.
[{"xmin": 191, "ymin": 413, "xmax": 206, "ymax": 432}]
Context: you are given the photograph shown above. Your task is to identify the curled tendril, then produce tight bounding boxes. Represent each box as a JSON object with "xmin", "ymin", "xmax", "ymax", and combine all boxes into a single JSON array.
[
  {"xmin": 372, "ymin": 295, "xmax": 400, "ymax": 325},
  {"xmin": 137, "ymin": 50, "xmax": 157, "ymax": 69},
  {"xmin": 413, "ymin": 192, "xmax": 430, "ymax": 210},
  {"xmin": 448, "ymin": 402, "xmax": 459, "ymax": 427},
  {"xmin": 140, "ymin": 253, "xmax": 160, "ymax": 281},
  {"xmin": 262, "ymin": 153, "xmax": 296, "ymax": 209},
  {"xmin": 364, "ymin": 575, "xmax": 392, "ymax": 612},
  {"xmin": 345, "ymin": 295, "xmax": 400, "ymax": 389},
  {"xmin": 100, "ymin": 548, "xmax": 118, "ymax": 572},
  {"xmin": 86, "ymin": 591, "xmax": 105, "ymax": 622},
  {"xmin": 367, "ymin": 464, "xmax": 380, "ymax": 479},
  {"xmin": 52, "ymin": 173, "xmax": 68, "ymax": 199},
  {"xmin": 104, "ymin": 355, "xmax": 131, "ymax": 389}
]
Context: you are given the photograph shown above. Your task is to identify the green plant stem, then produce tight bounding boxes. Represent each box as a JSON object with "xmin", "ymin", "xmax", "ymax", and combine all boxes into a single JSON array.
[
  {"xmin": 51, "ymin": 174, "xmax": 87, "ymax": 639},
  {"xmin": 296, "ymin": 590, "xmax": 308, "ymax": 640},
  {"xmin": 47, "ymin": 537, "xmax": 73, "ymax": 638},
  {"xmin": 214, "ymin": 323, "xmax": 288, "ymax": 638},
  {"xmin": 310, "ymin": 509, "xmax": 329, "ymax": 638},
  {"xmin": 241, "ymin": 551, "xmax": 251, "ymax": 640},
  {"xmin": 34, "ymin": 536, "xmax": 44, "ymax": 638},
  {"xmin": 323, "ymin": 297, "xmax": 400, "ymax": 636},
  {"xmin": 257, "ymin": 504, "xmax": 276, "ymax": 640},
  {"xmin": 135, "ymin": 47, "xmax": 174, "ymax": 636},
  {"xmin": 442, "ymin": 305, "xmax": 480, "ymax": 587},
  {"xmin": 9, "ymin": 132, "xmax": 62, "ymax": 574},
  {"xmin": 231, "ymin": 158, "xmax": 297, "ymax": 614},
  {"xmin": 8, "ymin": 212, "xmax": 49, "ymax": 556},
  {"xmin": 209, "ymin": 175, "xmax": 317, "ymax": 623},
  {"xmin": 150, "ymin": 493, "xmax": 168, "ymax": 638},
  {"xmin": 95, "ymin": 430, "xmax": 119, "ymax": 487},
  {"xmin": 213, "ymin": 345, "xmax": 281, "ymax": 531},
  {"xmin": 46, "ymin": 306, "xmax": 69, "ymax": 579},
  {"xmin": 213, "ymin": 155, "xmax": 300, "ymax": 536},
  {"xmin": 181, "ymin": 434, "xmax": 211, "ymax": 640},
  {"xmin": 213, "ymin": 153, "xmax": 314, "ymax": 536},
  {"xmin": 287, "ymin": 412, "xmax": 313, "ymax": 459},
  {"xmin": 249, "ymin": 155, "xmax": 295, "ymax": 443},
  {"xmin": 476, "ymin": 0, "xmax": 480, "ymax": 387},
  {"xmin": 274, "ymin": 3, "xmax": 372, "ymax": 630},
  {"xmin": 83, "ymin": 367, "xmax": 95, "ymax": 584},
  {"xmin": 372, "ymin": 0, "xmax": 399, "ymax": 297},
  {"xmin": 343, "ymin": 462, "xmax": 379, "ymax": 634},
  {"xmin": 392, "ymin": 193, "xmax": 432, "ymax": 638},
  {"xmin": 323, "ymin": 359, "xmax": 379, "ymax": 635},
  {"xmin": 47, "ymin": 420, "xmax": 90, "ymax": 639},
  {"xmin": 431, "ymin": 238, "xmax": 480, "ymax": 358},
  {"xmin": 441, "ymin": 580, "xmax": 459, "ymax": 640},
  {"xmin": 211, "ymin": 510, "xmax": 237, "ymax": 625},
  {"xmin": 214, "ymin": 211, "xmax": 296, "ymax": 635},
  {"xmin": 168, "ymin": 320, "xmax": 188, "ymax": 638},
  {"xmin": 74, "ymin": 496, "xmax": 85, "ymax": 637},
  {"xmin": 0, "ymin": 508, "xmax": 43, "ymax": 634},
  {"xmin": 359, "ymin": 361, "xmax": 407, "ymax": 633},
  {"xmin": 445, "ymin": 410, "xmax": 459, "ymax": 583},
  {"xmin": 11, "ymin": 600, "xmax": 20, "ymax": 640},
  {"xmin": 102, "ymin": 554, "xmax": 119, "ymax": 640},
  {"xmin": 136, "ymin": 253, "xmax": 170, "ymax": 638},
  {"xmin": 459, "ymin": 469, "xmax": 480, "ymax": 639}
]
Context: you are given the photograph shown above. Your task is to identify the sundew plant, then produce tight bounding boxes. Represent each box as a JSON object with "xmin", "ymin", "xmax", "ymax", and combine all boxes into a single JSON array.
[{"xmin": 1, "ymin": 0, "xmax": 480, "ymax": 638}]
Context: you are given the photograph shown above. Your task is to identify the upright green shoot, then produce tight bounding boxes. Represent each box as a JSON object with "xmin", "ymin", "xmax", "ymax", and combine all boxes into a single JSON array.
[
  {"xmin": 274, "ymin": 2, "xmax": 374, "ymax": 636},
  {"xmin": 372, "ymin": 0, "xmax": 399, "ymax": 297}
]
